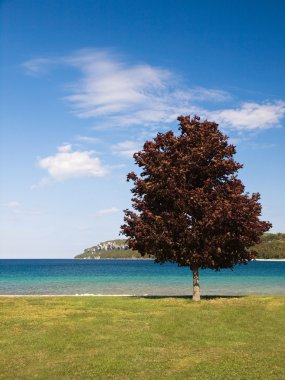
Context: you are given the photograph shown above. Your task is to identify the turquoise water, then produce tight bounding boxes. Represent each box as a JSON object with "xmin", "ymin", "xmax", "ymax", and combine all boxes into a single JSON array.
[{"xmin": 0, "ymin": 259, "xmax": 284, "ymax": 296}]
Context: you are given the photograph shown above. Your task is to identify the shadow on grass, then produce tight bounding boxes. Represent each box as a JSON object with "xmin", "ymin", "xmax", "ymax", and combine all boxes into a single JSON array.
[{"xmin": 140, "ymin": 295, "xmax": 244, "ymax": 300}]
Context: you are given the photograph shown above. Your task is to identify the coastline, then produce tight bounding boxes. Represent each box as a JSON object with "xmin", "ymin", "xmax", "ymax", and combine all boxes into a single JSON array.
[
  {"xmin": 1, "ymin": 294, "xmax": 285, "ymax": 298},
  {"xmin": 1, "ymin": 294, "xmax": 285, "ymax": 297},
  {"xmin": 74, "ymin": 258, "xmax": 285, "ymax": 261},
  {"xmin": 255, "ymin": 259, "xmax": 285, "ymax": 262},
  {"xmin": 0, "ymin": 294, "xmax": 137, "ymax": 297},
  {"xmin": 74, "ymin": 257, "xmax": 154, "ymax": 260}
]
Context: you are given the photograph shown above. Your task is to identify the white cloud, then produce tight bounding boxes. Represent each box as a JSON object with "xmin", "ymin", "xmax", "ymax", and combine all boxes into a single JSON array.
[
  {"xmin": 37, "ymin": 144, "xmax": 109, "ymax": 181},
  {"xmin": 65, "ymin": 50, "xmax": 230, "ymax": 128},
  {"xmin": 95, "ymin": 207, "xmax": 120, "ymax": 216},
  {"xmin": 111, "ymin": 140, "xmax": 141, "ymax": 158},
  {"xmin": 211, "ymin": 101, "xmax": 285, "ymax": 130},
  {"xmin": 23, "ymin": 50, "xmax": 285, "ymax": 133},
  {"xmin": 58, "ymin": 143, "xmax": 72, "ymax": 153},
  {"xmin": 24, "ymin": 49, "xmax": 228, "ymax": 129}
]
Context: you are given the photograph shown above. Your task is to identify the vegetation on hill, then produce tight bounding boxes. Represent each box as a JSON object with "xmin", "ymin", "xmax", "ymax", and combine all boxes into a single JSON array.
[
  {"xmin": 75, "ymin": 248, "xmax": 143, "ymax": 259},
  {"xmin": 75, "ymin": 233, "xmax": 285, "ymax": 260},
  {"xmin": 248, "ymin": 233, "xmax": 285, "ymax": 259},
  {"xmin": 74, "ymin": 239, "xmax": 145, "ymax": 259}
]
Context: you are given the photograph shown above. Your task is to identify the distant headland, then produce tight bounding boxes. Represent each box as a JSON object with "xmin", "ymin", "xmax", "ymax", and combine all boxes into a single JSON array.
[
  {"xmin": 74, "ymin": 233, "xmax": 285, "ymax": 260},
  {"xmin": 74, "ymin": 239, "xmax": 148, "ymax": 259}
]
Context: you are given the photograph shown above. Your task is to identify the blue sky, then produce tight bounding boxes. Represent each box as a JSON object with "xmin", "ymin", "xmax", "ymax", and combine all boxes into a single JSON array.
[{"xmin": 1, "ymin": 0, "xmax": 285, "ymax": 258}]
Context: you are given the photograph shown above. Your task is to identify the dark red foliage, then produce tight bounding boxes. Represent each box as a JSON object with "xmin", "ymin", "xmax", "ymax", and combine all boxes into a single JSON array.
[{"xmin": 121, "ymin": 116, "xmax": 272, "ymax": 271}]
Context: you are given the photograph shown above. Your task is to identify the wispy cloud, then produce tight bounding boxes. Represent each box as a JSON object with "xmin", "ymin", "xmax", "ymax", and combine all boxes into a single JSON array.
[
  {"xmin": 22, "ymin": 58, "xmax": 54, "ymax": 76},
  {"xmin": 4, "ymin": 201, "xmax": 21, "ymax": 208},
  {"xmin": 23, "ymin": 49, "xmax": 229, "ymax": 129},
  {"xmin": 3, "ymin": 201, "xmax": 21, "ymax": 213},
  {"xmin": 37, "ymin": 143, "xmax": 109, "ymax": 182},
  {"xmin": 75, "ymin": 135, "xmax": 101, "ymax": 144},
  {"xmin": 111, "ymin": 140, "xmax": 142, "ymax": 158},
  {"xmin": 64, "ymin": 50, "xmax": 230, "ymax": 128},
  {"xmin": 3, "ymin": 201, "xmax": 44, "ymax": 216},
  {"xmin": 211, "ymin": 101, "xmax": 285, "ymax": 130},
  {"xmin": 95, "ymin": 207, "xmax": 120, "ymax": 216},
  {"xmin": 23, "ymin": 49, "xmax": 285, "ymax": 133},
  {"xmin": 245, "ymin": 142, "xmax": 277, "ymax": 150}
]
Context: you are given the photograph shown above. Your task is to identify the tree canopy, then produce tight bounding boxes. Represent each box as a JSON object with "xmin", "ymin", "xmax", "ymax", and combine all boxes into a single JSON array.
[{"xmin": 121, "ymin": 116, "xmax": 272, "ymax": 300}]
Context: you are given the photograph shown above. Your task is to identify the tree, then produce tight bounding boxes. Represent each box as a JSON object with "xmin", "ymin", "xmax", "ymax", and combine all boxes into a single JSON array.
[{"xmin": 121, "ymin": 116, "xmax": 271, "ymax": 301}]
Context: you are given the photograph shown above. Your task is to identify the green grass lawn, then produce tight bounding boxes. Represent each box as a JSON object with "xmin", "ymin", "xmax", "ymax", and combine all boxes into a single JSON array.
[{"xmin": 0, "ymin": 296, "xmax": 284, "ymax": 379}]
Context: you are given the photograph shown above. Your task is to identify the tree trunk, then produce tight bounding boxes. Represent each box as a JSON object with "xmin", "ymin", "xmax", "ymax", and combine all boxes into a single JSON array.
[{"xmin": 192, "ymin": 266, "xmax": 201, "ymax": 301}]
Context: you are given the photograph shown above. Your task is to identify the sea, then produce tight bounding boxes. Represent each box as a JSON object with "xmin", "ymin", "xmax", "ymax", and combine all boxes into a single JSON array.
[{"xmin": 0, "ymin": 259, "xmax": 284, "ymax": 296}]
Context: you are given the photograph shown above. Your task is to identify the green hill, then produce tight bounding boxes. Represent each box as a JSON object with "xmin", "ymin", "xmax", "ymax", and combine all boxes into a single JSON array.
[
  {"xmin": 248, "ymin": 233, "xmax": 285, "ymax": 259},
  {"xmin": 75, "ymin": 233, "xmax": 285, "ymax": 259}
]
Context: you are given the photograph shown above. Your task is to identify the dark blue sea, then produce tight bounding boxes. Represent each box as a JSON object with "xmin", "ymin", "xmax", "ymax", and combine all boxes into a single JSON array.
[{"xmin": 0, "ymin": 259, "xmax": 284, "ymax": 296}]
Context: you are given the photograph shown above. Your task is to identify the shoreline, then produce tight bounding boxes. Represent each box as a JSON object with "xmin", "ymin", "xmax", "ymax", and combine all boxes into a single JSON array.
[
  {"xmin": 1, "ymin": 258, "xmax": 284, "ymax": 261},
  {"xmin": 0, "ymin": 294, "xmax": 137, "ymax": 297},
  {"xmin": 75, "ymin": 258, "xmax": 285, "ymax": 261},
  {"xmin": 1, "ymin": 293, "xmax": 285, "ymax": 297},
  {"xmin": 255, "ymin": 259, "xmax": 285, "ymax": 262}
]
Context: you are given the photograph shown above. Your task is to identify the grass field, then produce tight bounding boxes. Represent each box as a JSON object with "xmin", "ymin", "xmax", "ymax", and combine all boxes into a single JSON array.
[{"xmin": 0, "ymin": 296, "xmax": 284, "ymax": 379}]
